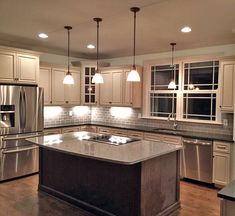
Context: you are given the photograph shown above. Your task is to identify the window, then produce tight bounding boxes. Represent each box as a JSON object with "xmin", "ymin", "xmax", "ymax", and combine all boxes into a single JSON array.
[
  {"xmin": 149, "ymin": 64, "xmax": 179, "ymax": 118},
  {"xmin": 183, "ymin": 61, "xmax": 219, "ymax": 121},
  {"xmin": 144, "ymin": 59, "xmax": 220, "ymax": 123},
  {"xmin": 84, "ymin": 67, "xmax": 96, "ymax": 104}
]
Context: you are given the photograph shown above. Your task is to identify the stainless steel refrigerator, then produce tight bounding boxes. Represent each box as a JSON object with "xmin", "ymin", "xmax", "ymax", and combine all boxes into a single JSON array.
[{"xmin": 0, "ymin": 85, "xmax": 43, "ymax": 181}]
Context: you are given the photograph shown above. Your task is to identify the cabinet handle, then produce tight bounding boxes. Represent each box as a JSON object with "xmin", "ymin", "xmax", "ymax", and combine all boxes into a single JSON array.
[
  {"xmin": 66, "ymin": 101, "xmax": 68, "ymax": 104},
  {"xmin": 217, "ymin": 145, "xmax": 226, "ymax": 149},
  {"xmin": 109, "ymin": 102, "xmax": 112, "ymax": 104},
  {"xmin": 50, "ymin": 101, "xmax": 52, "ymax": 104}
]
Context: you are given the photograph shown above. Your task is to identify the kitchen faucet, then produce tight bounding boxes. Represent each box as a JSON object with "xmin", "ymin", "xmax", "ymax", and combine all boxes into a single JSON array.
[{"xmin": 168, "ymin": 113, "xmax": 178, "ymax": 130}]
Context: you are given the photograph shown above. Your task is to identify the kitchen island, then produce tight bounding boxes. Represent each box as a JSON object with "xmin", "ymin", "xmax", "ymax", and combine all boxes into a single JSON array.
[{"xmin": 28, "ymin": 132, "xmax": 182, "ymax": 216}]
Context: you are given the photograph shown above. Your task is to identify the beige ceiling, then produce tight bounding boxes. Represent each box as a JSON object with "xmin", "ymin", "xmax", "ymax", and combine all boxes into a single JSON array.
[{"xmin": 0, "ymin": 0, "xmax": 235, "ymax": 59}]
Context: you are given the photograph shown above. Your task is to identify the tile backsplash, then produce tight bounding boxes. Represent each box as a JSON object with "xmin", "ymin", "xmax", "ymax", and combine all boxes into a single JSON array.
[{"xmin": 44, "ymin": 106, "xmax": 233, "ymax": 136}]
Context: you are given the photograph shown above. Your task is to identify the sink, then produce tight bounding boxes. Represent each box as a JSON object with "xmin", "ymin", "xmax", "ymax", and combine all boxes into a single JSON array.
[{"xmin": 152, "ymin": 128, "xmax": 186, "ymax": 135}]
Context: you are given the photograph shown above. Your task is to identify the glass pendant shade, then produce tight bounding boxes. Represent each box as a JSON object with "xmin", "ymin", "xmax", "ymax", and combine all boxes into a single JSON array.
[
  {"xmin": 92, "ymin": 73, "xmax": 104, "ymax": 84},
  {"xmin": 168, "ymin": 80, "xmax": 176, "ymax": 89},
  {"xmin": 127, "ymin": 68, "xmax": 140, "ymax": 82},
  {"xmin": 63, "ymin": 72, "xmax": 74, "ymax": 84}
]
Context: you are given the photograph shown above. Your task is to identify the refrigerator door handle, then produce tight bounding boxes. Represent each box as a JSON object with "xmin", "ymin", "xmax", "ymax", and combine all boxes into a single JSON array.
[
  {"xmin": 2, "ymin": 133, "xmax": 43, "ymax": 141},
  {"xmin": 22, "ymin": 88, "xmax": 27, "ymax": 129},
  {"xmin": 19, "ymin": 89, "xmax": 24, "ymax": 130},
  {"xmin": 2, "ymin": 146, "xmax": 38, "ymax": 154}
]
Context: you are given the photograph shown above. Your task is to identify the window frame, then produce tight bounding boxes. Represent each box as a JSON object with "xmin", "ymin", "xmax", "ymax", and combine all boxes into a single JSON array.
[{"xmin": 142, "ymin": 56, "xmax": 222, "ymax": 124}]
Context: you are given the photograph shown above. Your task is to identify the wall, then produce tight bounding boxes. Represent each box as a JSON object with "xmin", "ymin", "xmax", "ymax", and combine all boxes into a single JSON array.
[{"xmin": 103, "ymin": 44, "xmax": 235, "ymax": 67}]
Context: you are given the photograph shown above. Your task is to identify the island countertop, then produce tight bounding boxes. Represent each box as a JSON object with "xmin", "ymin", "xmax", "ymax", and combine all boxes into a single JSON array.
[{"xmin": 27, "ymin": 131, "xmax": 182, "ymax": 165}]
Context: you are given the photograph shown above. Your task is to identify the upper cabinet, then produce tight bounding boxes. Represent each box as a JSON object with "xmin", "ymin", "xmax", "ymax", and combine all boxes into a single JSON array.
[
  {"xmin": 220, "ymin": 60, "xmax": 235, "ymax": 112},
  {"xmin": 39, "ymin": 65, "xmax": 81, "ymax": 105},
  {"xmin": 99, "ymin": 66, "xmax": 142, "ymax": 108},
  {"xmin": 0, "ymin": 47, "xmax": 39, "ymax": 85},
  {"xmin": 81, "ymin": 66, "xmax": 98, "ymax": 105}
]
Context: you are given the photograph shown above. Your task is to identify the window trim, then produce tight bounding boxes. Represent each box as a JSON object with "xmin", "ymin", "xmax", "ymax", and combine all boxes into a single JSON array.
[{"xmin": 143, "ymin": 57, "xmax": 222, "ymax": 124}]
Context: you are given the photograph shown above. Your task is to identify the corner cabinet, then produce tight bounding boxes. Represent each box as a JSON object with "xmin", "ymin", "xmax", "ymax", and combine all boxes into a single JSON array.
[
  {"xmin": 39, "ymin": 66, "xmax": 81, "ymax": 105},
  {"xmin": 0, "ymin": 47, "xmax": 39, "ymax": 84},
  {"xmin": 99, "ymin": 66, "xmax": 142, "ymax": 108},
  {"xmin": 219, "ymin": 60, "xmax": 235, "ymax": 112},
  {"xmin": 213, "ymin": 141, "xmax": 232, "ymax": 186}
]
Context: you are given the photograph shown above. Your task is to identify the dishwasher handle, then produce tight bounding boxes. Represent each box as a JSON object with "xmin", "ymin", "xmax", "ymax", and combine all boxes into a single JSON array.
[
  {"xmin": 2, "ymin": 133, "xmax": 43, "ymax": 141},
  {"xmin": 2, "ymin": 146, "xmax": 38, "ymax": 154},
  {"xmin": 183, "ymin": 139, "xmax": 212, "ymax": 146}
]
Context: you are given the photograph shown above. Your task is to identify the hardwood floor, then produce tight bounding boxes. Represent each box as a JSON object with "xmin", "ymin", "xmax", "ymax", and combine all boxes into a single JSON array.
[{"xmin": 0, "ymin": 175, "xmax": 220, "ymax": 216}]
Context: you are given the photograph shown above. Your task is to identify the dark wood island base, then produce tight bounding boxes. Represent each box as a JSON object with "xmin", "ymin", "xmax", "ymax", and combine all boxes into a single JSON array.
[{"xmin": 38, "ymin": 148, "xmax": 180, "ymax": 216}]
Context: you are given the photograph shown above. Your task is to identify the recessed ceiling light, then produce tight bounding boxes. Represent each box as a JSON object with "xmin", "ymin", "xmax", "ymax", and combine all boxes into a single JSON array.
[
  {"xmin": 38, "ymin": 33, "xmax": 48, "ymax": 38},
  {"xmin": 181, "ymin": 26, "xmax": 192, "ymax": 33},
  {"xmin": 87, "ymin": 44, "xmax": 95, "ymax": 49}
]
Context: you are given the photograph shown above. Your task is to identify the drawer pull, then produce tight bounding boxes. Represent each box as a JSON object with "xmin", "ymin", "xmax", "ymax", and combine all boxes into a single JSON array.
[{"xmin": 217, "ymin": 146, "xmax": 226, "ymax": 149}]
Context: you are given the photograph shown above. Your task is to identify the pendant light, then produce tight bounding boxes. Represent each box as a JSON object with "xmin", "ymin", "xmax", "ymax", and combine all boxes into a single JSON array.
[
  {"xmin": 63, "ymin": 26, "xmax": 74, "ymax": 85},
  {"xmin": 127, "ymin": 7, "xmax": 141, "ymax": 82},
  {"xmin": 92, "ymin": 18, "xmax": 104, "ymax": 84},
  {"xmin": 168, "ymin": 42, "xmax": 176, "ymax": 89}
]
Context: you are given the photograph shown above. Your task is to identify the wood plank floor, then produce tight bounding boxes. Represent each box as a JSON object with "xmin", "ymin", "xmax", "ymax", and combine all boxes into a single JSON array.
[{"xmin": 0, "ymin": 175, "xmax": 220, "ymax": 216}]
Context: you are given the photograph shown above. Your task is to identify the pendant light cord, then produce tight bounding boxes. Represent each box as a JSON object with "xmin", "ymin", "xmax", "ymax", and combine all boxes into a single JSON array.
[
  {"xmin": 97, "ymin": 20, "xmax": 99, "ymax": 73},
  {"xmin": 68, "ymin": 28, "xmax": 70, "ymax": 74},
  {"xmin": 133, "ymin": 11, "xmax": 136, "ymax": 68}
]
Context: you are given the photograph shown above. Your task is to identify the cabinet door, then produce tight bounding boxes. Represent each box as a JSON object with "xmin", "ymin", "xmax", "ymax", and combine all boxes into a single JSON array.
[
  {"xmin": 0, "ymin": 50, "xmax": 15, "ymax": 82},
  {"xmin": 123, "ymin": 70, "xmax": 132, "ymax": 106},
  {"xmin": 220, "ymin": 62, "xmax": 235, "ymax": 112},
  {"xmin": 39, "ymin": 67, "xmax": 52, "ymax": 105},
  {"xmin": 64, "ymin": 71, "xmax": 81, "ymax": 104},
  {"xmin": 112, "ymin": 70, "xmax": 123, "ymax": 105},
  {"xmin": 17, "ymin": 54, "xmax": 39, "ymax": 84},
  {"xmin": 99, "ymin": 72, "xmax": 112, "ymax": 105},
  {"xmin": 51, "ymin": 68, "xmax": 66, "ymax": 104},
  {"xmin": 213, "ymin": 152, "xmax": 230, "ymax": 186}
]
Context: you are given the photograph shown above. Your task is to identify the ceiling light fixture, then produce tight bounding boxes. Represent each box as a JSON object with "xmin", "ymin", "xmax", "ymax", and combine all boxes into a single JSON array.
[
  {"xmin": 127, "ymin": 7, "xmax": 141, "ymax": 82},
  {"xmin": 92, "ymin": 18, "xmax": 104, "ymax": 84},
  {"xmin": 87, "ymin": 44, "xmax": 95, "ymax": 49},
  {"xmin": 38, "ymin": 33, "xmax": 48, "ymax": 38},
  {"xmin": 63, "ymin": 26, "xmax": 74, "ymax": 85},
  {"xmin": 168, "ymin": 42, "xmax": 177, "ymax": 89},
  {"xmin": 181, "ymin": 26, "xmax": 192, "ymax": 33}
]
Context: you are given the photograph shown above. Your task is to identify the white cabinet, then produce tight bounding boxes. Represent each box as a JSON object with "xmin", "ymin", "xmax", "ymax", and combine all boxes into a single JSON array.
[
  {"xmin": 40, "ymin": 65, "xmax": 81, "ymax": 105},
  {"xmin": 0, "ymin": 47, "xmax": 39, "ymax": 84},
  {"xmin": 220, "ymin": 61, "xmax": 235, "ymax": 112},
  {"xmin": 213, "ymin": 141, "xmax": 231, "ymax": 186},
  {"xmin": 51, "ymin": 68, "xmax": 65, "ymax": 104},
  {"xmin": 39, "ymin": 67, "xmax": 51, "ymax": 105},
  {"xmin": 0, "ymin": 50, "xmax": 15, "ymax": 82},
  {"xmin": 99, "ymin": 66, "xmax": 142, "ymax": 107},
  {"xmin": 17, "ymin": 53, "xmax": 39, "ymax": 84}
]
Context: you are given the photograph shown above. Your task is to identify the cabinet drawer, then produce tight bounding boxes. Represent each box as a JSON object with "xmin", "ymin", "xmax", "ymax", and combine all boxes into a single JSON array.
[
  {"xmin": 80, "ymin": 126, "xmax": 97, "ymax": 133},
  {"xmin": 144, "ymin": 133, "xmax": 163, "ymax": 142},
  {"xmin": 128, "ymin": 130, "xmax": 143, "ymax": 139},
  {"xmin": 61, "ymin": 127, "xmax": 80, "ymax": 133},
  {"xmin": 97, "ymin": 127, "xmax": 112, "ymax": 134},
  {"xmin": 112, "ymin": 129, "xmax": 128, "ymax": 136},
  {"xmin": 163, "ymin": 135, "xmax": 182, "ymax": 145},
  {"xmin": 214, "ymin": 141, "xmax": 231, "ymax": 153},
  {"xmin": 43, "ymin": 128, "xmax": 61, "ymax": 135}
]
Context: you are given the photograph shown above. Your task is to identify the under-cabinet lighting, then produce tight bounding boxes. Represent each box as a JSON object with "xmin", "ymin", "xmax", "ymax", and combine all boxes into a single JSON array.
[
  {"xmin": 110, "ymin": 107, "xmax": 132, "ymax": 119},
  {"xmin": 44, "ymin": 106, "xmax": 63, "ymax": 118},
  {"xmin": 73, "ymin": 106, "xmax": 90, "ymax": 116}
]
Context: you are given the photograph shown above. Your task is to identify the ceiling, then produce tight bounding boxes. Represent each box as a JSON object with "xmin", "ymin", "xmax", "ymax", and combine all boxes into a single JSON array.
[{"xmin": 0, "ymin": 0, "xmax": 235, "ymax": 59}]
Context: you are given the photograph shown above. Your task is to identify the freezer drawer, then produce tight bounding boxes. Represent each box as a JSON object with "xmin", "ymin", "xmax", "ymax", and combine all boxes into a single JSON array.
[{"xmin": 0, "ymin": 145, "xmax": 39, "ymax": 181}]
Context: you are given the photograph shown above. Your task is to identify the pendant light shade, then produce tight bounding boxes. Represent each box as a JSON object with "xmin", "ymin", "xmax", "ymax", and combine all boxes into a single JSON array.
[
  {"xmin": 63, "ymin": 26, "xmax": 74, "ymax": 85},
  {"xmin": 168, "ymin": 42, "xmax": 176, "ymax": 89},
  {"xmin": 127, "ymin": 7, "xmax": 141, "ymax": 82},
  {"xmin": 92, "ymin": 17, "xmax": 104, "ymax": 84}
]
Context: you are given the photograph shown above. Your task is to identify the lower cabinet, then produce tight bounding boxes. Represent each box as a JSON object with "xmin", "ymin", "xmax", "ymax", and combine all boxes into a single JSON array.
[
  {"xmin": 43, "ymin": 128, "xmax": 62, "ymax": 135},
  {"xmin": 213, "ymin": 141, "xmax": 231, "ymax": 186},
  {"xmin": 61, "ymin": 126, "xmax": 81, "ymax": 133}
]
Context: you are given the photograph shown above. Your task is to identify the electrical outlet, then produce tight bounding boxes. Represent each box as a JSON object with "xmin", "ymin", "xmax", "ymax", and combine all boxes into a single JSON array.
[
  {"xmin": 69, "ymin": 111, "xmax": 73, "ymax": 116},
  {"xmin": 223, "ymin": 119, "xmax": 228, "ymax": 127}
]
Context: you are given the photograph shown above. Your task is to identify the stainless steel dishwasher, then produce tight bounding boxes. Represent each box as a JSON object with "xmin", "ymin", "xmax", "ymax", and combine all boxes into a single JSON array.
[{"xmin": 181, "ymin": 138, "xmax": 213, "ymax": 183}]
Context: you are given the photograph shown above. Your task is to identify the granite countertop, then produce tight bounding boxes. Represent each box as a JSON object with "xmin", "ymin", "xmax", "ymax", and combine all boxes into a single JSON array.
[
  {"xmin": 218, "ymin": 180, "xmax": 235, "ymax": 201},
  {"xmin": 27, "ymin": 132, "xmax": 182, "ymax": 165},
  {"xmin": 44, "ymin": 121, "xmax": 234, "ymax": 142}
]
